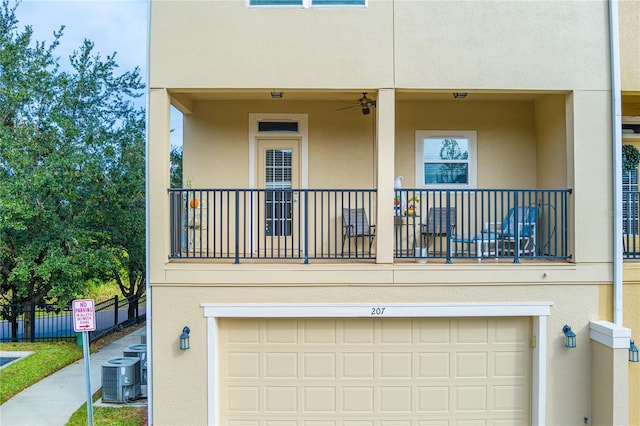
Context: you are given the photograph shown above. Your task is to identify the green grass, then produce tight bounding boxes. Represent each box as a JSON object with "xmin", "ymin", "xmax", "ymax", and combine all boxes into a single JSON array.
[
  {"xmin": 1, "ymin": 283, "xmax": 145, "ymax": 425},
  {"xmin": 0, "ymin": 341, "xmax": 82, "ymax": 404},
  {"xmin": 1, "ymin": 324, "xmax": 147, "ymax": 425},
  {"xmin": 66, "ymin": 389, "xmax": 146, "ymax": 426},
  {"xmin": 83, "ymin": 280, "xmax": 123, "ymax": 302}
]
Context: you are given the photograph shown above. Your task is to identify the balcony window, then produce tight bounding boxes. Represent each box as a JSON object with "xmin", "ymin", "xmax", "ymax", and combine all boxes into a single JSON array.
[
  {"xmin": 415, "ymin": 130, "xmax": 477, "ymax": 188},
  {"xmin": 312, "ymin": 0, "xmax": 365, "ymax": 5},
  {"xmin": 250, "ymin": 0, "xmax": 302, "ymax": 5},
  {"xmin": 249, "ymin": 0, "xmax": 365, "ymax": 6}
]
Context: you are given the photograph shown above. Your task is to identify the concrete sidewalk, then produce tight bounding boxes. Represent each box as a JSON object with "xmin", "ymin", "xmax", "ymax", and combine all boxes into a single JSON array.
[{"xmin": 0, "ymin": 327, "xmax": 146, "ymax": 426}]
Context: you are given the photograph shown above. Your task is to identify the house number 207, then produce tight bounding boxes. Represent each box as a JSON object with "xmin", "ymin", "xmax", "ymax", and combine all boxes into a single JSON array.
[{"xmin": 371, "ymin": 307, "xmax": 386, "ymax": 315}]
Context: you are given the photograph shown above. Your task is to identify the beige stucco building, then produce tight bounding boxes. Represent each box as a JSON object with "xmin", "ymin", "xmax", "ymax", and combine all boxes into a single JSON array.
[{"xmin": 147, "ymin": 0, "xmax": 640, "ymax": 424}]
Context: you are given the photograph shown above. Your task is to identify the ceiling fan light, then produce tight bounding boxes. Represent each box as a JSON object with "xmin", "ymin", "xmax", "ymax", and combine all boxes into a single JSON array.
[{"xmin": 362, "ymin": 106, "xmax": 370, "ymax": 115}]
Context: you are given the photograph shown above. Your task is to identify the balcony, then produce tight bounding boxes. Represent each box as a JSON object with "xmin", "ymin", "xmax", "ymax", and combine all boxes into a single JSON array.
[{"xmin": 169, "ymin": 188, "xmax": 574, "ymax": 264}]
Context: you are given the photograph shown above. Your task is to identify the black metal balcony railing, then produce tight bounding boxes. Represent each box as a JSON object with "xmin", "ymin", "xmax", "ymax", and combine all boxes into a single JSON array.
[
  {"xmin": 623, "ymin": 190, "xmax": 639, "ymax": 259},
  {"xmin": 170, "ymin": 189, "xmax": 377, "ymax": 263},
  {"xmin": 169, "ymin": 188, "xmax": 577, "ymax": 263},
  {"xmin": 393, "ymin": 188, "xmax": 572, "ymax": 263}
]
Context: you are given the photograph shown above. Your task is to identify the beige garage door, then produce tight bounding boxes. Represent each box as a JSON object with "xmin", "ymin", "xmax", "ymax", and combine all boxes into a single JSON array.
[{"xmin": 219, "ymin": 317, "xmax": 531, "ymax": 425}]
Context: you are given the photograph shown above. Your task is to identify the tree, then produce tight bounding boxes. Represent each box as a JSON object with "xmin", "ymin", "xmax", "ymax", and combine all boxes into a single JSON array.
[
  {"xmin": 170, "ymin": 145, "xmax": 183, "ymax": 188},
  {"xmin": 84, "ymin": 104, "xmax": 146, "ymax": 320},
  {"xmin": 0, "ymin": 0, "xmax": 145, "ymax": 337},
  {"xmin": 622, "ymin": 144, "xmax": 640, "ymax": 173},
  {"xmin": 60, "ymin": 37, "xmax": 146, "ymax": 320}
]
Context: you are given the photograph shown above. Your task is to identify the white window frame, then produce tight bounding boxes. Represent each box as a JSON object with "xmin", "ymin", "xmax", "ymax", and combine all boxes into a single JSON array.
[
  {"xmin": 415, "ymin": 130, "xmax": 477, "ymax": 189},
  {"xmin": 248, "ymin": 0, "xmax": 366, "ymax": 8}
]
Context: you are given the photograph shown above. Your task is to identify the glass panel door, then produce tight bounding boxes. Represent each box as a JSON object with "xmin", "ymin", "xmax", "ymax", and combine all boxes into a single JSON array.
[
  {"xmin": 265, "ymin": 148, "xmax": 293, "ymax": 237},
  {"xmin": 258, "ymin": 139, "xmax": 300, "ymax": 255}
]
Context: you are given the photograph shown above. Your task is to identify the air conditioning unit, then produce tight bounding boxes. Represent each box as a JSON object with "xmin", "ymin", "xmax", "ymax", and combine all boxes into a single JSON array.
[
  {"xmin": 123, "ymin": 344, "xmax": 147, "ymax": 385},
  {"xmin": 101, "ymin": 357, "xmax": 141, "ymax": 403}
]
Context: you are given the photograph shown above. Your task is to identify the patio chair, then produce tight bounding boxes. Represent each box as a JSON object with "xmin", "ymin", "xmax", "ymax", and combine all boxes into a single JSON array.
[
  {"xmin": 419, "ymin": 207, "xmax": 456, "ymax": 257},
  {"xmin": 342, "ymin": 208, "xmax": 376, "ymax": 254},
  {"xmin": 491, "ymin": 206, "xmax": 538, "ymax": 257},
  {"xmin": 451, "ymin": 206, "xmax": 538, "ymax": 261}
]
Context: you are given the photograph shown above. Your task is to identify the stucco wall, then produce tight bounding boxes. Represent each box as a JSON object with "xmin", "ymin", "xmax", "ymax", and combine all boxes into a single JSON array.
[
  {"xmin": 394, "ymin": 100, "xmax": 537, "ymax": 188},
  {"xmin": 626, "ymin": 278, "xmax": 640, "ymax": 423},
  {"xmin": 150, "ymin": 282, "xmax": 599, "ymax": 426},
  {"xmin": 534, "ymin": 95, "xmax": 567, "ymax": 189},
  {"xmin": 591, "ymin": 339, "xmax": 630, "ymax": 426},
  {"xmin": 185, "ymin": 98, "xmax": 545, "ymax": 190},
  {"xmin": 623, "ymin": 267, "xmax": 640, "ymax": 423},
  {"xmin": 571, "ymin": 90, "xmax": 614, "ymax": 263},
  {"xmin": 147, "ymin": 0, "xmax": 626, "ymax": 424},
  {"xmin": 183, "ymin": 100, "xmax": 375, "ymax": 189},
  {"xmin": 591, "ymin": 341, "xmax": 615, "ymax": 425},
  {"xmin": 393, "ymin": 1, "xmax": 609, "ymax": 91},
  {"xmin": 150, "ymin": 1, "xmax": 610, "ymax": 92},
  {"xmin": 619, "ymin": 0, "xmax": 640, "ymax": 92},
  {"xmin": 150, "ymin": 0, "xmax": 394, "ymax": 88},
  {"xmin": 598, "ymin": 272, "xmax": 640, "ymax": 423}
]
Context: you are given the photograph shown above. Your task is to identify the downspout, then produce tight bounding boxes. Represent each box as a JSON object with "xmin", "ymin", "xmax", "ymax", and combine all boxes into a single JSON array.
[
  {"xmin": 144, "ymin": 0, "xmax": 153, "ymax": 423},
  {"xmin": 609, "ymin": 0, "xmax": 623, "ymax": 325}
]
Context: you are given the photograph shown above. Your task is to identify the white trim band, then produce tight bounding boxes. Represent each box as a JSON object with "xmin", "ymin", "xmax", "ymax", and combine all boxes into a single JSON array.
[
  {"xmin": 590, "ymin": 320, "xmax": 631, "ymax": 349},
  {"xmin": 202, "ymin": 302, "xmax": 552, "ymax": 318}
]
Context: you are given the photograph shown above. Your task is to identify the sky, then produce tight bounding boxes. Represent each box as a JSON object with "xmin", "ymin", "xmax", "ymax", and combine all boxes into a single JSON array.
[{"xmin": 14, "ymin": 0, "xmax": 183, "ymax": 146}]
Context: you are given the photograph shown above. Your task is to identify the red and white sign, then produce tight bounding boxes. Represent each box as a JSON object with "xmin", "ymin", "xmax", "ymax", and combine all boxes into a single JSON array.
[{"xmin": 72, "ymin": 299, "xmax": 96, "ymax": 332}]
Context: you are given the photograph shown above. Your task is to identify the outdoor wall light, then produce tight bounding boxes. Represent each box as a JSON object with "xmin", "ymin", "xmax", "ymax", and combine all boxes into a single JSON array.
[
  {"xmin": 270, "ymin": 91, "xmax": 283, "ymax": 99},
  {"xmin": 180, "ymin": 326, "xmax": 190, "ymax": 350},
  {"xmin": 453, "ymin": 92, "xmax": 468, "ymax": 99},
  {"xmin": 630, "ymin": 340, "xmax": 639, "ymax": 363},
  {"xmin": 562, "ymin": 324, "xmax": 576, "ymax": 348}
]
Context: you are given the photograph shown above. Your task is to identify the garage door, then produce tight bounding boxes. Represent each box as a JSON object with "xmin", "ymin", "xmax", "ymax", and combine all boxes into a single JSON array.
[{"xmin": 219, "ymin": 317, "xmax": 531, "ymax": 425}]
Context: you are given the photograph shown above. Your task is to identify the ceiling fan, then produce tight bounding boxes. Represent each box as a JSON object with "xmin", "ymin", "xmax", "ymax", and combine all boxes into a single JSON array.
[{"xmin": 337, "ymin": 92, "xmax": 377, "ymax": 115}]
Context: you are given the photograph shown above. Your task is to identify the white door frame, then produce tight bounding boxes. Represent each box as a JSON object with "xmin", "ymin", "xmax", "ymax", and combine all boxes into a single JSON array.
[
  {"xmin": 249, "ymin": 113, "xmax": 309, "ymax": 189},
  {"xmin": 203, "ymin": 302, "xmax": 552, "ymax": 426}
]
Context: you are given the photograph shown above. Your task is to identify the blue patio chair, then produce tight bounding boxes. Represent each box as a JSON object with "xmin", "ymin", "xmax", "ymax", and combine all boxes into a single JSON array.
[
  {"xmin": 491, "ymin": 206, "xmax": 538, "ymax": 257},
  {"xmin": 451, "ymin": 206, "xmax": 538, "ymax": 261}
]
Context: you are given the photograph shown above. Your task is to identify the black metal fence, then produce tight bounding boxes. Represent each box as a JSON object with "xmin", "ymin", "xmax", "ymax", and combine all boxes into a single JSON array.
[{"xmin": 0, "ymin": 295, "xmax": 146, "ymax": 343}]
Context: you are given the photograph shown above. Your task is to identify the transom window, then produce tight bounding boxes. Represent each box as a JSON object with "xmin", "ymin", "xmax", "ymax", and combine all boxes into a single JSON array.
[
  {"xmin": 415, "ymin": 130, "xmax": 477, "ymax": 188},
  {"xmin": 249, "ymin": 0, "xmax": 365, "ymax": 7}
]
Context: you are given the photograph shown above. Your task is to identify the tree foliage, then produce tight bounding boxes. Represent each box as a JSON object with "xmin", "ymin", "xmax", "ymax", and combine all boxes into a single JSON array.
[
  {"xmin": 170, "ymin": 145, "xmax": 183, "ymax": 188},
  {"xmin": 622, "ymin": 144, "xmax": 640, "ymax": 173},
  {"xmin": 0, "ymin": 0, "xmax": 145, "ymax": 330}
]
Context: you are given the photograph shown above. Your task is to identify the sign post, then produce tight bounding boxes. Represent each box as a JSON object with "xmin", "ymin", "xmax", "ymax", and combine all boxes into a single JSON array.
[{"xmin": 73, "ymin": 299, "xmax": 96, "ymax": 426}]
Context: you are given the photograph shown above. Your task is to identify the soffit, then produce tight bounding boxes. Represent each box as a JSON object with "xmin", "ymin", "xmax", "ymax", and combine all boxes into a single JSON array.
[{"xmin": 168, "ymin": 89, "xmax": 550, "ymax": 103}]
